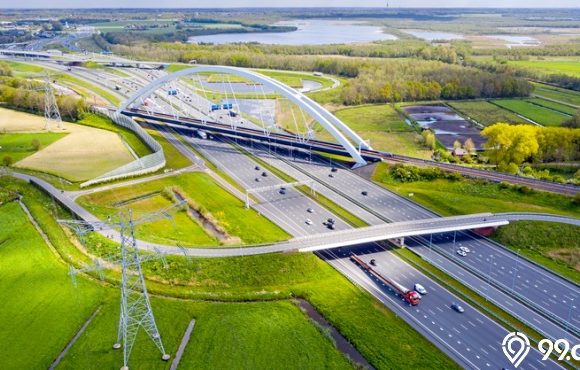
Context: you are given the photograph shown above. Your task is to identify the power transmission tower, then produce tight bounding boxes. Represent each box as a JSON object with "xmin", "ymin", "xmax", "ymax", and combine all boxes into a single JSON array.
[
  {"xmin": 43, "ymin": 72, "xmax": 62, "ymax": 131},
  {"xmin": 59, "ymin": 202, "xmax": 184, "ymax": 370}
]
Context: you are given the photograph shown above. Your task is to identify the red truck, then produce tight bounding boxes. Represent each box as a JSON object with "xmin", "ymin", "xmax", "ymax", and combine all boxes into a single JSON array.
[{"xmin": 350, "ymin": 254, "xmax": 420, "ymax": 306}]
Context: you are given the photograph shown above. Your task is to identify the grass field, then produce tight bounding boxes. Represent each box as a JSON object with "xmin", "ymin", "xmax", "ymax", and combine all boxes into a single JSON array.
[
  {"xmin": 526, "ymin": 97, "xmax": 578, "ymax": 115},
  {"xmin": 447, "ymin": 101, "xmax": 527, "ymax": 126},
  {"xmin": 491, "ymin": 99, "xmax": 571, "ymax": 126},
  {"xmin": 509, "ymin": 58, "xmax": 580, "ymax": 77},
  {"xmin": 0, "ymin": 132, "xmax": 67, "ymax": 162},
  {"xmin": 1, "ymin": 176, "xmax": 458, "ymax": 369},
  {"xmin": 16, "ymin": 121, "xmax": 135, "ymax": 182},
  {"xmin": 77, "ymin": 172, "xmax": 290, "ymax": 245},
  {"xmin": 275, "ymin": 97, "xmax": 313, "ymax": 134},
  {"xmin": 145, "ymin": 129, "xmax": 191, "ymax": 170},
  {"xmin": 332, "ymin": 104, "xmax": 432, "ymax": 159},
  {"xmin": 372, "ymin": 162, "xmax": 580, "ymax": 282},
  {"xmin": 0, "ymin": 107, "xmax": 53, "ymax": 132},
  {"xmin": 532, "ymin": 83, "xmax": 580, "ymax": 107},
  {"xmin": 0, "ymin": 202, "xmax": 105, "ymax": 369}
]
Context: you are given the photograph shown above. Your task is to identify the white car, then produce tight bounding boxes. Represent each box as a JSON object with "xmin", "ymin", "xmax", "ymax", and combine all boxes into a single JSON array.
[
  {"xmin": 456, "ymin": 249, "xmax": 467, "ymax": 257},
  {"xmin": 459, "ymin": 246, "xmax": 471, "ymax": 253},
  {"xmin": 414, "ymin": 283, "xmax": 428, "ymax": 295},
  {"xmin": 305, "ymin": 219, "xmax": 313, "ymax": 225}
]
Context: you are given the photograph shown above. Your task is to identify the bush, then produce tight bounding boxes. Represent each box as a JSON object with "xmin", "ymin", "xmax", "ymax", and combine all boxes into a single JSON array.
[
  {"xmin": 2, "ymin": 156, "xmax": 13, "ymax": 167},
  {"xmin": 31, "ymin": 138, "xmax": 41, "ymax": 151}
]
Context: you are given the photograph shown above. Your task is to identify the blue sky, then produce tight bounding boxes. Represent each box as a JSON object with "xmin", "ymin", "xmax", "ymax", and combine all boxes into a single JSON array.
[{"xmin": 3, "ymin": 1, "xmax": 580, "ymax": 8}]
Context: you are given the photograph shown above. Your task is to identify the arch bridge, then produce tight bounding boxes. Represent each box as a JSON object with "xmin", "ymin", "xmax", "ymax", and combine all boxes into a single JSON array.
[{"xmin": 117, "ymin": 66, "xmax": 372, "ymax": 167}]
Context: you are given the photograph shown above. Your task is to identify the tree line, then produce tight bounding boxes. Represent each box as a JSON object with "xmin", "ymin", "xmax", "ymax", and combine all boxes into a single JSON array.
[{"xmin": 0, "ymin": 62, "xmax": 85, "ymax": 121}]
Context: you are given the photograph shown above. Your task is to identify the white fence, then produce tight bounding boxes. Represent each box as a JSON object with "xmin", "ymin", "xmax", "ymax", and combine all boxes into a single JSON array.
[{"xmin": 80, "ymin": 108, "xmax": 166, "ymax": 188}]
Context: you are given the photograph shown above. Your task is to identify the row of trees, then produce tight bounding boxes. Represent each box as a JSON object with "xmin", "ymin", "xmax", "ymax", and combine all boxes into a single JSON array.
[{"xmin": 481, "ymin": 123, "xmax": 580, "ymax": 171}]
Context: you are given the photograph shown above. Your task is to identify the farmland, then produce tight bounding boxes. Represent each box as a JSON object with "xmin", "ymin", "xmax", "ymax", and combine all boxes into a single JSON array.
[
  {"xmin": 491, "ymin": 99, "xmax": 571, "ymax": 127},
  {"xmin": 532, "ymin": 83, "xmax": 580, "ymax": 107},
  {"xmin": 509, "ymin": 58, "xmax": 580, "ymax": 77},
  {"xmin": 447, "ymin": 101, "xmax": 526, "ymax": 126}
]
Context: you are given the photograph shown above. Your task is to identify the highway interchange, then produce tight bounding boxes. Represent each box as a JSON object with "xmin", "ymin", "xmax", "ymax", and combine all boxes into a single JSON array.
[{"xmin": 3, "ymin": 57, "xmax": 579, "ymax": 369}]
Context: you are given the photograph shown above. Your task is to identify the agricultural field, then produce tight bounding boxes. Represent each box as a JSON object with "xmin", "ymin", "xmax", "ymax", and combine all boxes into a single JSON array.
[
  {"xmin": 372, "ymin": 162, "xmax": 580, "ymax": 282},
  {"xmin": 532, "ymin": 83, "xmax": 580, "ymax": 107},
  {"xmin": 331, "ymin": 104, "xmax": 432, "ymax": 159},
  {"xmin": 9, "ymin": 112, "xmax": 135, "ymax": 182},
  {"xmin": 447, "ymin": 101, "xmax": 526, "ymax": 126},
  {"xmin": 77, "ymin": 172, "xmax": 290, "ymax": 245},
  {"xmin": 491, "ymin": 98, "xmax": 571, "ymax": 127},
  {"xmin": 0, "ymin": 132, "xmax": 67, "ymax": 163},
  {"xmin": 526, "ymin": 97, "xmax": 578, "ymax": 115},
  {"xmin": 508, "ymin": 57, "xmax": 580, "ymax": 77}
]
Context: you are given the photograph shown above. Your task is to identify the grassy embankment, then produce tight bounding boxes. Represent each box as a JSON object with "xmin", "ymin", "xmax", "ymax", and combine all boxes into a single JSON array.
[
  {"xmin": 0, "ymin": 175, "xmax": 458, "ymax": 369},
  {"xmin": 0, "ymin": 132, "xmax": 67, "ymax": 162},
  {"xmin": 372, "ymin": 162, "xmax": 580, "ymax": 282}
]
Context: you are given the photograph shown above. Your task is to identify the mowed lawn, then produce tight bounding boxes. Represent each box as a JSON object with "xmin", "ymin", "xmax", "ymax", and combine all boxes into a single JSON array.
[
  {"xmin": 0, "ymin": 202, "xmax": 105, "ymax": 369},
  {"xmin": 333, "ymin": 104, "xmax": 432, "ymax": 159},
  {"xmin": 491, "ymin": 99, "xmax": 571, "ymax": 126},
  {"xmin": 77, "ymin": 172, "xmax": 290, "ymax": 245},
  {"xmin": 0, "ymin": 132, "xmax": 67, "ymax": 162},
  {"xmin": 448, "ymin": 101, "xmax": 526, "ymax": 126}
]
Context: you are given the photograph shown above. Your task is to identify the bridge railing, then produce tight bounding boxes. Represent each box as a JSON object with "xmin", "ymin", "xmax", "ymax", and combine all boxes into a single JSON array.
[{"xmin": 80, "ymin": 108, "xmax": 166, "ymax": 188}]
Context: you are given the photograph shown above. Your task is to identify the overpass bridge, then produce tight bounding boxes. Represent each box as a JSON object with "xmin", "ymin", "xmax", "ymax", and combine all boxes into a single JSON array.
[{"xmin": 8, "ymin": 171, "xmax": 579, "ymax": 258}]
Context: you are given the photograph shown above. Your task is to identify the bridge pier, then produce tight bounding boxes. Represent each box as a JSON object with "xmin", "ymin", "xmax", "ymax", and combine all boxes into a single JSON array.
[{"xmin": 390, "ymin": 237, "xmax": 405, "ymax": 247}]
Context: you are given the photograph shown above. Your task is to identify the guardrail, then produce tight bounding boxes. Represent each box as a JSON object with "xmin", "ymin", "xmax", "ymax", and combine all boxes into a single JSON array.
[{"xmin": 80, "ymin": 109, "xmax": 166, "ymax": 188}]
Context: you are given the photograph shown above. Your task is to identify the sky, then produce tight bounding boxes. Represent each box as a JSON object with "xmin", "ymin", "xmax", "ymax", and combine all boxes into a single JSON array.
[{"xmin": 2, "ymin": 1, "xmax": 579, "ymax": 8}]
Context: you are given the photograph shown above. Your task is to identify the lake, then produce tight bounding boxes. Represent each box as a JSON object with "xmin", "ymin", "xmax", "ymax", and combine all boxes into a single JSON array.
[{"xmin": 188, "ymin": 20, "xmax": 397, "ymax": 45}]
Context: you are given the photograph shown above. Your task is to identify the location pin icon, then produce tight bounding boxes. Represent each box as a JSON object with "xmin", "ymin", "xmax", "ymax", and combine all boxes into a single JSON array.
[{"xmin": 502, "ymin": 332, "xmax": 531, "ymax": 368}]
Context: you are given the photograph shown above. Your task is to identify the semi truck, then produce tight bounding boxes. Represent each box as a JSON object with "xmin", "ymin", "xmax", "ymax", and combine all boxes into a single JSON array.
[{"xmin": 350, "ymin": 254, "xmax": 420, "ymax": 306}]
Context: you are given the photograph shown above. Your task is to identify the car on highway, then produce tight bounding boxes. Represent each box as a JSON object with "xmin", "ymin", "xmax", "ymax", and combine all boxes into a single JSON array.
[
  {"xmin": 255, "ymin": 166, "xmax": 260, "ymax": 170},
  {"xmin": 327, "ymin": 218, "xmax": 335, "ymax": 224},
  {"xmin": 370, "ymin": 259, "xmax": 376, "ymax": 266},
  {"xmin": 262, "ymin": 171, "xmax": 268, "ymax": 177},
  {"xmin": 414, "ymin": 283, "xmax": 428, "ymax": 295},
  {"xmin": 459, "ymin": 246, "xmax": 470, "ymax": 253},
  {"xmin": 361, "ymin": 191, "xmax": 368, "ymax": 196},
  {"xmin": 456, "ymin": 249, "xmax": 467, "ymax": 257},
  {"xmin": 305, "ymin": 219, "xmax": 313, "ymax": 225},
  {"xmin": 328, "ymin": 174, "xmax": 334, "ymax": 178},
  {"xmin": 255, "ymin": 177, "xmax": 261, "ymax": 182},
  {"xmin": 307, "ymin": 208, "xmax": 314, "ymax": 213},
  {"xmin": 451, "ymin": 303, "xmax": 465, "ymax": 313},
  {"xmin": 280, "ymin": 189, "xmax": 286, "ymax": 195},
  {"xmin": 327, "ymin": 223, "xmax": 335, "ymax": 230},
  {"xmin": 331, "ymin": 167, "xmax": 338, "ymax": 172}
]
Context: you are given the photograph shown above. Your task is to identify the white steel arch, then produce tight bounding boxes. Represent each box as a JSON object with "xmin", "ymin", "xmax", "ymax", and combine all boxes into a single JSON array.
[{"xmin": 117, "ymin": 66, "xmax": 371, "ymax": 167}]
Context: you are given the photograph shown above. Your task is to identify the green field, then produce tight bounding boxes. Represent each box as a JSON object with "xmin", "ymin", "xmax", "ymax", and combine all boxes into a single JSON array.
[
  {"xmin": 77, "ymin": 114, "xmax": 152, "ymax": 157},
  {"xmin": 372, "ymin": 162, "xmax": 580, "ymax": 282},
  {"xmin": 0, "ymin": 202, "xmax": 105, "ymax": 369},
  {"xmin": 0, "ymin": 176, "xmax": 458, "ymax": 369},
  {"xmin": 448, "ymin": 101, "xmax": 526, "ymax": 126},
  {"xmin": 0, "ymin": 132, "xmax": 67, "ymax": 162},
  {"xmin": 526, "ymin": 98, "xmax": 578, "ymax": 115},
  {"xmin": 491, "ymin": 99, "xmax": 571, "ymax": 126},
  {"xmin": 145, "ymin": 128, "xmax": 192, "ymax": 170},
  {"xmin": 509, "ymin": 58, "xmax": 580, "ymax": 77},
  {"xmin": 532, "ymin": 83, "xmax": 580, "ymax": 107},
  {"xmin": 331, "ymin": 104, "xmax": 432, "ymax": 159},
  {"xmin": 78, "ymin": 172, "xmax": 290, "ymax": 245}
]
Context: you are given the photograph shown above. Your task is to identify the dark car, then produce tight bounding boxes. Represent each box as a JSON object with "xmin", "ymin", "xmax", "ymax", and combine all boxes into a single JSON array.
[
  {"xmin": 361, "ymin": 191, "xmax": 368, "ymax": 196},
  {"xmin": 255, "ymin": 166, "xmax": 260, "ymax": 170},
  {"xmin": 370, "ymin": 259, "xmax": 376, "ymax": 266},
  {"xmin": 262, "ymin": 172, "xmax": 268, "ymax": 177},
  {"xmin": 331, "ymin": 167, "xmax": 338, "ymax": 173},
  {"xmin": 279, "ymin": 189, "xmax": 286, "ymax": 195},
  {"xmin": 451, "ymin": 303, "xmax": 465, "ymax": 313},
  {"xmin": 327, "ymin": 223, "xmax": 335, "ymax": 230},
  {"xmin": 327, "ymin": 218, "xmax": 335, "ymax": 224},
  {"xmin": 328, "ymin": 174, "xmax": 334, "ymax": 178}
]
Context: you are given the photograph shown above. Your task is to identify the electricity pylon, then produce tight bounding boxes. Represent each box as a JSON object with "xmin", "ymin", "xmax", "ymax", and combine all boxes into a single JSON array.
[
  {"xmin": 43, "ymin": 72, "xmax": 62, "ymax": 131},
  {"xmin": 59, "ymin": 202, "xmax": 185, "ymax": 370}
]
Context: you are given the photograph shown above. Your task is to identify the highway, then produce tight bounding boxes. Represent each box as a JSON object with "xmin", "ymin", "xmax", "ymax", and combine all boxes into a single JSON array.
[{"xmin": 319, "ymin": 245, "xmax": 563, "ymax": 370}]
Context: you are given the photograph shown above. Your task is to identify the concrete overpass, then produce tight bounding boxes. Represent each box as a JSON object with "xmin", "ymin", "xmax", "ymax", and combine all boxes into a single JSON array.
[{"xmin": 8, "ymin": 171, "xmax": 579, "ymax": 258}]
